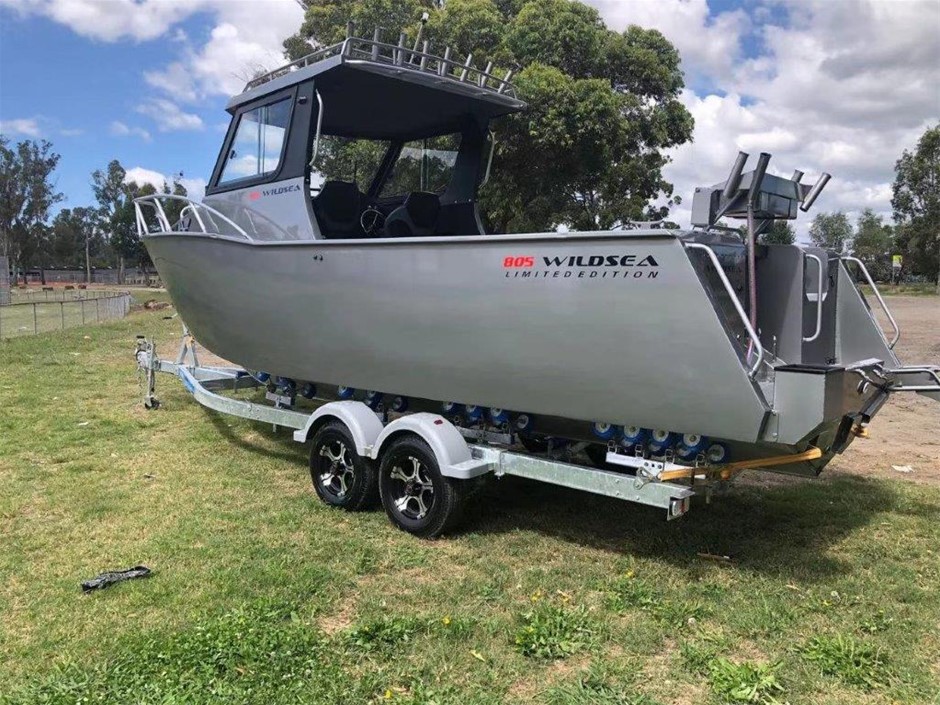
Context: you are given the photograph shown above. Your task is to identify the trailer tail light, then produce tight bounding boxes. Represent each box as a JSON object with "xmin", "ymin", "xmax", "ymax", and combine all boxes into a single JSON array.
[{"xmin": 669, "ymin": 496, "xmax": 690, "ymax": 520}]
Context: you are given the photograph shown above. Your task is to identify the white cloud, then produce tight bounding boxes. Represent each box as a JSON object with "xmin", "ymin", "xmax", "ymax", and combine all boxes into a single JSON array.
[
  {"xmin": 124, "ymin": 166, "xmax": 206, "ymax": 200},
  {"xmin": 1, "ymin": 0, "xmax": 301, "ymax": 102},
  {"xmin": 59, "ymin": 127, "xmax": 83, "ymax": 137},
  {"xmin": 110, "ymin": 120, "xmax": 151, "ymax": 142},
  {"xmin": 145, "ymin": 6, "xmax": 303, "ymax": 101},
  {"xmin": 136, "ymin": 98, "xmax": 204, "ymax": 132},
  {"xmin": 0, "ymin": 117, "xmax": 42, "ymax": 137},
  {"xmin": 124, "ymin": 166, "xmax": 167, "ymax": 190},
  {"xmin": 588, "ymin": 0, "xmax": 940, "ymax": 236},
  {"xmin": 0, "ymin": 0, "xmax": 200, "ymax": 41},
  {"xmin": 592, "ymin": 0, "xmax": 750, "ymax": 82}
]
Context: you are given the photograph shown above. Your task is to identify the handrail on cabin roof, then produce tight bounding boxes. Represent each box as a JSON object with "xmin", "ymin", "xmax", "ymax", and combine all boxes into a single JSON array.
[{"xmin": 243, "ymin": 34, "xmax": 517, "ymax": 100}]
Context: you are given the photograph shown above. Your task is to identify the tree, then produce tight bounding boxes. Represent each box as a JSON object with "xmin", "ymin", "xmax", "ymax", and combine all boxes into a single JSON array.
[
  {"xmin": 49, "ymin": 207, "xmax": 103, "ymax": 280},
  {"xmin": 759, "ymin": 221, "xmax": 795, "ymax": 245},
  {"xmin": 851, "ymin": 209, "xmax": 894, "ymax": 282},
  {"xmin": 92, "ymin": 161, "xmax": 189, "ymax": 283},
  {"xmin": 0, "ymin": 136, "xmax": 63, "ymax": 284},
  {"xmin": 809, "ymin": 211, "xmax": 853, "ymax": 254},
  {"xmin": 284, "ymin": 0, "xmax": 693, "ymax": 233},
  {"xmin": 892, "ymin": 123, "xmax": 939, "ymax": 285}
]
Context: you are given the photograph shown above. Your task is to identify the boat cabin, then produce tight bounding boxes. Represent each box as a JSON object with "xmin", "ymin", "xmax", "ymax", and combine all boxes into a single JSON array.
[{"xmin": 203, "ymin": 34, "xmax": 526, "ymax": 241}]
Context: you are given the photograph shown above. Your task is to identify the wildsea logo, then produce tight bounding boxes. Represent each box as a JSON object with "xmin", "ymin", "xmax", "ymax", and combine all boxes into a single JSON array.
[
  {"xmin": 503, "ymin": 253, "xmax": 661, "ymax": 280},
  {"xmin": 247, "ymin": 184, "xmax": 303, "ymax": 200}
]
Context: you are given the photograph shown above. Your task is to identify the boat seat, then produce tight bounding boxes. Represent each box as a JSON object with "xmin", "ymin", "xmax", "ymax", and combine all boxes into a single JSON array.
[
  {"xmin": 385, "ymin": 192, "xmax": 441, "ymax": 238},
  {"xmin": 312, "ymin": 180, "xmax": 364, "ymax": 239}
]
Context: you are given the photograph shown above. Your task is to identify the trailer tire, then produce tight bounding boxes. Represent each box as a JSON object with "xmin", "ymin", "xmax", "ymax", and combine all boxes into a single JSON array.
[
  {"xmin": 378, "ymin": 435, "xmax": 465, "ymax": 538},
  {"xmin": 309, "ymin": 421, "xmax": 379, "ymax": 511}
]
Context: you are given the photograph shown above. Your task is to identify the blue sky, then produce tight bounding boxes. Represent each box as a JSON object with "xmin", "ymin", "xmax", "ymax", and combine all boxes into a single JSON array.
[
  {"xmin": 1, "ymin": 0, "xmax": 937, "ymax": 236},
  {"xmin": 0, "ymin": 5, "xmax": 248, "ymax": 205}
]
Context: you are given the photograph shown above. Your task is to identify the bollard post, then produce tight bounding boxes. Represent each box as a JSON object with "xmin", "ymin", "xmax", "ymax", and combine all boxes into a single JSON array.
[
  {"xmin": 81, "ymin": 299, "xmax": 85, "ymax": 325},
  {"xmin": 61, "ymin": 301, "xmax": 65, "ymax": 329},
  {"xmin": 96, "ymin": 297, "xmax": 100, "ymax": 322},
  {"xmin": 33, "ymin": 303, "xmax": 38, "ymax": 334}
]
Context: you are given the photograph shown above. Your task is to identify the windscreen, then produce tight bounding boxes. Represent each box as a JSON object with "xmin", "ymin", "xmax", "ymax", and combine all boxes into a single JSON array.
[
  {"xmin": 310, "ymin": 136, "xmax": 389, "ymax": 193},
  {"xmin": 380, "ymin": 134, "xmax": 461, "ymax": 197}
]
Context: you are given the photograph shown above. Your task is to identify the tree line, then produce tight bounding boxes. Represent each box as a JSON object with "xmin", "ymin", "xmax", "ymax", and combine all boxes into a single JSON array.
[
  {"xmin": 0, "ymin": 135, "xmax": 187, "ymax": 285},
  {"xmin": 756, "ymin": 124, "xmax": 939, "ymax": 284}
]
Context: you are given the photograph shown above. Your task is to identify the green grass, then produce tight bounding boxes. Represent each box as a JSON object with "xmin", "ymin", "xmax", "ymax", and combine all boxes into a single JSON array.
[
  {"xmin": 1, "ymin": 309, "xmax": 940, "ymax": 704},
  {"xmin": 859, "ymin": 282, "xmax": 938, "ymax": 297}
]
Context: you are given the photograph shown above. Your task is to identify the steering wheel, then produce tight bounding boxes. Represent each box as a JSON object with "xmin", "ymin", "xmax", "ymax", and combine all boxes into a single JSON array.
[{"xmin": 360, "ymin": 207, "xmax": 386, "ymax": 236}]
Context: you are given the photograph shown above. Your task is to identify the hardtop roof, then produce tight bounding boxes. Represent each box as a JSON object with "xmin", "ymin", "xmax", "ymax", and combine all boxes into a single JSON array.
[{"xmin": 227, "ymin": 36, "xmax": 526, "ymax": 140}]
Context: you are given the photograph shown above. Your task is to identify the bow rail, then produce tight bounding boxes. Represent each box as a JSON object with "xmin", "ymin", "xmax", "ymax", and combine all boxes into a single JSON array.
[{"xmin": 134, "ymin": 194, "xmax": 253, "ymax": 243}]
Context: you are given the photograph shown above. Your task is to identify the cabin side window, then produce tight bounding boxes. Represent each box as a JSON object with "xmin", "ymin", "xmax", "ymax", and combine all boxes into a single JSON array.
[
  {"xmin": 219, "ymin": 98, "xmax": 292, "ymax": 184},
  {"xmin": 379, "ymin": 134, "xmax": 462, "ymax": 198}
]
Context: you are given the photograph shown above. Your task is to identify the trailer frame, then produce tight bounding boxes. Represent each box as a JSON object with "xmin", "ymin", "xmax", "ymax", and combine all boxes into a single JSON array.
[{"xmin": 136, "ymin": 331, "xmax": 701, "ymax": 531}]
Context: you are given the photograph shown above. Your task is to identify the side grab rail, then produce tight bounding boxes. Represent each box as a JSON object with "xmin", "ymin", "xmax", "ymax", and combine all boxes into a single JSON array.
[
  {"xmin": 134, "ymin": 195, "xmax": 253, "ymax": 243},
  {"xmin": 842, "ymin": 256, "xmax": 900, "ymax": 349},
  {"xmin": 685, "ymin": 242, "xmax": 765, "ymax": 378},
  {"xmin": 803, "ymin": 253, "xmax": 824, "ymax": 343}
]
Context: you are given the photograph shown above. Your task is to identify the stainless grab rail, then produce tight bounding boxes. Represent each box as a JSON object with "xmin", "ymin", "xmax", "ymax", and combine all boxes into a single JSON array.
[
  {"xmin": 685, "ymin": 242, "xmax": 765, "ymax": 378},
  {"xmin": 842, "ymin": 256, "xmax": 900, "ymax": 349},
  {"xmin": 245, "ymin": 36, "xmax": 518, "ymax": 97},
  {"xmin": 803, "ymin": 253, "xmax": 824, "ymax": 343},
  {"xmin": 134, "ymin": 194, "xmax": 253, "ymax": 242}
]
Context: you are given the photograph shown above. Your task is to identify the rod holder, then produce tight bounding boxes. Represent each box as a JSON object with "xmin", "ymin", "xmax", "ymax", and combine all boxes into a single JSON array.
[
  {"xmin": 800, "ymin": 173, "xmax": 831, "ymax": 212},
  {"xmin": 480, "ymin": 61, "xmax": 493, "ymax": 87},
  {"xmin": 460, "ymin": 54, "xmax": 473, "ymax": 81},
  {"xmin": 791, "ymin": 169, "xmax": 804, "ymax": 184},
  {"xmin": 396, "ymin": 32, "xmax": 407, "ymax": 65},
  {"xmin": 498, "ymin": 69, "xmax": 513, "ymax": 94},
  {"xmin": 722, "ymin": 151, "xmax": 749, "ymax": 200},
  {"xmin": 748, "ymin": 152, "xmax": 771, "ymax": 207},
  {"xmin": 371, "ymin": 27, "xmax": 382, "ymax": 60},
  {"xmin": 346, "ymin": 21, "xmax": 355, "ymax": 39},
  {"xmin": 420, "ymin": 40, "xmax": 429, "ymax": 69},
  {"xmin": 439, "ymin": 47, "xmax": 451, "ymax": 76}
]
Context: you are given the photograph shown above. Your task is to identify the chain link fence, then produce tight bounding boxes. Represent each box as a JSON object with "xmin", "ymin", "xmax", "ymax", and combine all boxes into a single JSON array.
[{"xmin": 0, "ymin": 291, "xmax": 132, "ymax": 339}]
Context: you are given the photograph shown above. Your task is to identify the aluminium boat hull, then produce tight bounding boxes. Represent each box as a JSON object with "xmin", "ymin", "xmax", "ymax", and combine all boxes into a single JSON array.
[{"xmin": 144, "ymin": 230, "xmax": 772, "ymax": 443}]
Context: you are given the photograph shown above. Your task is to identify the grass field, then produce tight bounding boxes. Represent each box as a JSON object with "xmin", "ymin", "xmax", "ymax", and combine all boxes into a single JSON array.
[
  {"xmin": 1, "ymin": 305, "xmax": 939, "ymax": 704},
  {"xmin": 0, "ymin": 291, "xmax": 133, "ymax": 339}
]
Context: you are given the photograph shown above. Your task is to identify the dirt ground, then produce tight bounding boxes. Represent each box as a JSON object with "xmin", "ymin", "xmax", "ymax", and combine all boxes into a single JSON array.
[{"xmin": 825, "ymin": 296, "xmax": 940, "ymax": 486}]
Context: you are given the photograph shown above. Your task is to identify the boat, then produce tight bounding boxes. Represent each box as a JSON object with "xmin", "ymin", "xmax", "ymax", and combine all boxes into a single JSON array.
[{"xmin": 136, "ymin": 26, "xmax": 939, "ymax": 482}]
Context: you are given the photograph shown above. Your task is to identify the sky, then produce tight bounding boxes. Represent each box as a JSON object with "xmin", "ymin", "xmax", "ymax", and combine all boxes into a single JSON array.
[{"xmin": 0, "ymin": 0, "xmax": 938, "ymax": 239}]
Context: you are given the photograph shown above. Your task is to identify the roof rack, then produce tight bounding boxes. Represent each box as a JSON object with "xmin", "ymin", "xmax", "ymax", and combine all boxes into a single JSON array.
[{"xmin": 244, "ymin": 25, "xmax": 517, "ymax": 99}]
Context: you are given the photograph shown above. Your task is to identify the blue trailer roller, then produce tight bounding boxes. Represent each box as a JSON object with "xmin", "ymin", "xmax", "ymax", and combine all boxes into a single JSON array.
[
  {"xmin": 591, "ymin": 422, "xmax": 619, "ymax": 441},
  {"xmin": 337, "ymin": 386, "xmax": 356, "ymax": 400},
  {"xmin": 442, "ymin": 401, "xmax": 463, "ymax": 416},
  {"xmin": 677, "ymin": 433, "xmax": 708, "ymax": 459},
  {"xmin": 706, "ymin": 442, "xmax": 730, "ymax": 464},
  {"xmin": 648, "ymin": 429, "xmax": 677, "ymax": 453},
  {"xmin": 300, "ymin": 382, "xmax": 317, "ymax": 400},
  {"xmin": 390, "ymin": 395, "xmax": 409, "ymax": 412},
  {"xmin": 621, "ymin": 426, "xmax": 649, "ymax": 447},
  {"xmin": 489, "ymin": 408, "xmax": 510, "ymax": 425}
]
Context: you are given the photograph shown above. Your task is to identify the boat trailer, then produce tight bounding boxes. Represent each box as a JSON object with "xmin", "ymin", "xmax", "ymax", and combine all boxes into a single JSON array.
[{"xmin": 133, "ymin": 329, "xmax": 838, "ymax": 536}]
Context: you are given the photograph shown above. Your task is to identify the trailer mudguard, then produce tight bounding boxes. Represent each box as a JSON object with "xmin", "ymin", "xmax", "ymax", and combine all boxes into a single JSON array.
[{"xmin": 292, "ymin": 400, "xmax": 385, "ymax": 456}]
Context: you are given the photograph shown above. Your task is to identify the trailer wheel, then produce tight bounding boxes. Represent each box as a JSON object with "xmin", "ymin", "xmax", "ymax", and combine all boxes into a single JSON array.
[
  {"xmin": 309, "ymin": 421, "xmax": 378, "ymax": 511},
  {"xmin": 378, "ymin": 435, "xmax": 465, "ymax": 538}
]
